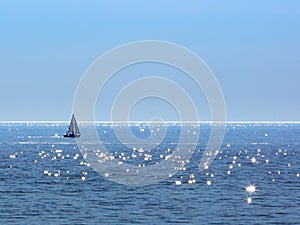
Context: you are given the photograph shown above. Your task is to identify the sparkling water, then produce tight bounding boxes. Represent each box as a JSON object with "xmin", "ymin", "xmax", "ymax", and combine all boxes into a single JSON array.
[{"xmin": 1, "ymin": 122, "xmax": 300, "ymax": 224}]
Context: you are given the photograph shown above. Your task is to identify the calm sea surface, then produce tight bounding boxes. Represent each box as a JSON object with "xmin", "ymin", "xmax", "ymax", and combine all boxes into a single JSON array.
[{"xmin": 1, "ymin": 122, "xmax": 300, "ymax": 224}]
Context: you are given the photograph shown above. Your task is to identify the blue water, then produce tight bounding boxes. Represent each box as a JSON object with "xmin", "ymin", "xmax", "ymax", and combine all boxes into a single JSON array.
[{"xmin": 1, "ymin": 122, "xmax": 300, "ymax": 224}]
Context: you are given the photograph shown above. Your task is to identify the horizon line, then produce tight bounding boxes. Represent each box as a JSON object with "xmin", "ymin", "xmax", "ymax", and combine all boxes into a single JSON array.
[{"xmin": 1, "ymin": 120, "xmax": 300, "ymax": 124}]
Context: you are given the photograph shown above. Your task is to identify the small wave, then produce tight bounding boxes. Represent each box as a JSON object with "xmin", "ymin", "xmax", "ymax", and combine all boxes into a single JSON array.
[{"xmin": 14, "ymin": 141, "xmax": 74, "ymax": 145}]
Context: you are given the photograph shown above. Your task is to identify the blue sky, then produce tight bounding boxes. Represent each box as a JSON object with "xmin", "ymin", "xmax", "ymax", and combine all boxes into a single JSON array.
[{"xmin": 0, "ymin": 0, "xmax": 299, "ymax": 121}]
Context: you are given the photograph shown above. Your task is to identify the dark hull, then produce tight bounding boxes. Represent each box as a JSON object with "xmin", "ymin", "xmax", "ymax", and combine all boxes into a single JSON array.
[{"xmin": 63, "ymin": 133, "xmax": 80, "ymax": 138}]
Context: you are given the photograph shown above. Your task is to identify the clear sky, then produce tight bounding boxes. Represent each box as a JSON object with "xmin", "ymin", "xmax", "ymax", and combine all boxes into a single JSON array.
[{"xmin": 0, "ymin": 0, "xmax": 299, "ymax": 121}]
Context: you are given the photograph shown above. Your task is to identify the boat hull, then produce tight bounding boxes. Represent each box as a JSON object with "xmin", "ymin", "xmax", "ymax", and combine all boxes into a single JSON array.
[{"xmin": 63, "ymin": 132, "xmax": 80, "ymax": 138}]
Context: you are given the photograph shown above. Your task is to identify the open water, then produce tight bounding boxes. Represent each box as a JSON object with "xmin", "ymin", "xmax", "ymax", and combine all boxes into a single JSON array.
[{"xmin": 0, "ymin": 122, "xmax": 300, "ymax": 224}]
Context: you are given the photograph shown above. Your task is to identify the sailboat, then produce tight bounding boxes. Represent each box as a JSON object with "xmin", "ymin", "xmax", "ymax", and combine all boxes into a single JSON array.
[{"xmin": 64, "ymin": 114, "xmax": 81, "ymax": 138}]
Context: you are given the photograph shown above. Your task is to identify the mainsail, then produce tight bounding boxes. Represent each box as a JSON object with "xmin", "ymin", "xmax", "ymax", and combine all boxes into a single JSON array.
[{"xmin": 64, "ymin": 114, "xmax": 80, "ymax": 138}]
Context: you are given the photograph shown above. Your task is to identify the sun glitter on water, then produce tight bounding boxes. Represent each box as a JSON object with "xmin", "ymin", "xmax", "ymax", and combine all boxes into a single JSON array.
[
  {"xmin": 245, "ymin": 184, "xmax": 256, "ymax": 194},
  {"xmin": 246, "ymin": 197, "xmax": 253, "ymax": 204},
  {"xmin": 245, "ymin": 184, "xmax": 256, "ymax": 204}
]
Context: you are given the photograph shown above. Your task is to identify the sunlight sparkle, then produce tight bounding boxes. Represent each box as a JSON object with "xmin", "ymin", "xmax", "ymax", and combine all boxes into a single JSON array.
[{"xmin": 245, "ymin": 184, "xmax": 256, "ymax": 194}]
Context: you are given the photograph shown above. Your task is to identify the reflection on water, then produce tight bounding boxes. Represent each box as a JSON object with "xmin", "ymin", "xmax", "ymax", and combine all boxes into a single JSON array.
[{"xmin": 1, "ymin": 122, "xmax": 300, "ymax": 224}]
